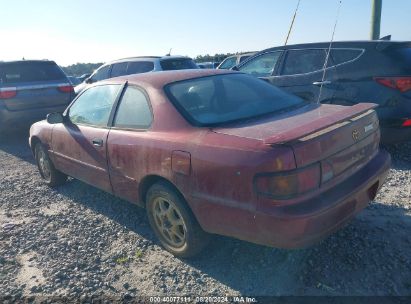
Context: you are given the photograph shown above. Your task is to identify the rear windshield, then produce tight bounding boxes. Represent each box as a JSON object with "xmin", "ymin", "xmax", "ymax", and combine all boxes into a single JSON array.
[
  {"xmin": 160, "ymin": 58, "xmax": 198, "ymax": 71},
  {"xmin": 165, "ymin": 73, "xmax": 305, "ymax": 126},
  {"xmin": 0, "ymin": 61, "xmax": 66, "ymax": 84}
]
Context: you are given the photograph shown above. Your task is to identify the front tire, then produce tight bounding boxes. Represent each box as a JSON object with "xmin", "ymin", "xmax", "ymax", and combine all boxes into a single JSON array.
[
  {"xmin": 35, "ymin": 143, "xmax": 67, "ymax": 187},
  {"xmin": 146, "ymin": 182, "xmax": 210, "ymax": 258}
]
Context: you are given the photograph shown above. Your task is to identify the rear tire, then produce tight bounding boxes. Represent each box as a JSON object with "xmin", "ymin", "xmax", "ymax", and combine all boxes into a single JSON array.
[
  {"xmin": 34, "ymin": 143, "xmax": 67, "ymax": 187},
  {"xmin": 146, "ymin": 182, "xmax": 210, "ymax": 258}
]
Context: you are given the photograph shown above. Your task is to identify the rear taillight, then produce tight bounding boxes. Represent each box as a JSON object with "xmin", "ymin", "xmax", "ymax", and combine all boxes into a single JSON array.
[
  {"xmin": 402, "ymin": 119, "xmax": 411, "ymax": 127},
  {"xmin": 0, "ymin": 87, "xmax": 17, "ymax": 99},
  {"xmin": 374, "ymin": 77, "xmax": 411, "ymax": 93},
  {"xmin": 255, "ymin": 164, "xmax": 321, "ymax": 199},
  {"xmin": 58, "ymin": 84, "xmax": 74, "ymax": 93}
]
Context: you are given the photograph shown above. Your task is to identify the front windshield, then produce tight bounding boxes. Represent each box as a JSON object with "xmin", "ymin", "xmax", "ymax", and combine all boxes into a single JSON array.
[{"xmin": 165, "ymin": 73, "xmax": 305, "ymax": 126}]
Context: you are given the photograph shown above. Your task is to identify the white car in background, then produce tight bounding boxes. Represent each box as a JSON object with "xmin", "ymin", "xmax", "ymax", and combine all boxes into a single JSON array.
[{"xmin": 75, "ymin": 55, "xmax": 199, "ymax": 95}]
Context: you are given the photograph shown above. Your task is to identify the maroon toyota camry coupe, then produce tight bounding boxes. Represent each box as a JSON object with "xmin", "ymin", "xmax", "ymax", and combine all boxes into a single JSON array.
[{"xmin": 29, "ymin": 69, "xmax": 390, "ymax": 257}]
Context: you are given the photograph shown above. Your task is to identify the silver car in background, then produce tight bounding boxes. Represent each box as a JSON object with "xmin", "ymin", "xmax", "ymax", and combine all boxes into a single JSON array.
[{"xmin": 74, "ymin": 55, "xmax": 199, "ymax": 95}]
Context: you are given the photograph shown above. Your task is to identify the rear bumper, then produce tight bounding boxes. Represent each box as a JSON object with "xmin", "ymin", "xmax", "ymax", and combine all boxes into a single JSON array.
[
  {"xmin": 0, "ymin": 105, "xmax": 66, "ymax": 129},
  {"xmin": 254, "ymin": 149, "xmax": 391, "ymax": 248},
  {"xmin": 380, "ymin": 126, "xmax": 411, "ymax": 144}
]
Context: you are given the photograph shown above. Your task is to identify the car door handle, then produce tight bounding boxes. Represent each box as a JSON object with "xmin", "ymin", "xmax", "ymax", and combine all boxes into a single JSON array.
[
  {"xmin": 92, "ymin": 138, "xmax": 104, "ymax": 147},
  {"xmin": 313, "ymin": 80, "xmax": 332, "ymax": 86}
]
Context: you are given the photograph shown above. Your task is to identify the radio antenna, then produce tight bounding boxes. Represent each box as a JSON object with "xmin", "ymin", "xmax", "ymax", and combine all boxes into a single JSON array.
[
  {"xmin": 284, "ymin": 0, "xmax": 301, "ymax": 46},
  {"xmin": 317, "ymin": 0, "xmax": 343, "ymax": 103}
]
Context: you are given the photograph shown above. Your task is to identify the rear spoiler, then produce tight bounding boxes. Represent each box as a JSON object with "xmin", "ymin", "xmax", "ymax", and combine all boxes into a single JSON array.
[{"xmin": 263, "ymin": 103, "xmax": 378, "ymax": 145}]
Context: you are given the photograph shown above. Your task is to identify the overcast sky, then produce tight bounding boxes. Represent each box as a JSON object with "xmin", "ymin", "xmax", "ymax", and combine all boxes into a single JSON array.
[{"xmin": 1, "ymin": 0, "xmax": 410, "ymax": 66}]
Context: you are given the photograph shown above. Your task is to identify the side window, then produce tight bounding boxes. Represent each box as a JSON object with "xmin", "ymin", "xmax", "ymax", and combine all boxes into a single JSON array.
[
  {"xmin": 239, "ymin": 55, "xmax": 251, "ymax": 63},
  {"xmin": 219, "ymin": 57, "xmax": 237, "ymax": 69},
  {"xmin": 113, "ymin": 87, "xmax": 152, "ymax": 129},
  {"xmin": 91, "ymin": 65, "xmax": 110, "ymax": 82},
  {"xmin": 127, "ymin": 61, "xmax": 154, "ymax": 74},
  {"xmin": 69, "ymin": 85, "xmax": 120, "ymax": 127},
  {"xmin": 111, "ymin": 63, "xmax": 128, "ymax": 78},
  {"xmin": 282, "ymin": 49, "xmax": 327, "ymax": 75},
  {"xmin": 329, "ymin": 49, "xmax": 363, "ymax": 66},
  {"xmin": 160, "ymin": 59, "xmax": 198, "ymax": 70},
  {"xmin": 239, "ymin": 51, "xmax": 282, "ymax": 77}
]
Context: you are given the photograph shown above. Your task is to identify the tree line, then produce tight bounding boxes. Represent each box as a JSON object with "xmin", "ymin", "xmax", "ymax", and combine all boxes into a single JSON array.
[{"xmin": 60, "ymin": 63, "xmax": 103, "ymax": 77}]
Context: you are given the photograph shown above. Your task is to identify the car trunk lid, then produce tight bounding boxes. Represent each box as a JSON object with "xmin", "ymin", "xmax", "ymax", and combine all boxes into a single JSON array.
[{"xmin": 213, "ymin": 103, "xmax": 380, "ymax": 178}]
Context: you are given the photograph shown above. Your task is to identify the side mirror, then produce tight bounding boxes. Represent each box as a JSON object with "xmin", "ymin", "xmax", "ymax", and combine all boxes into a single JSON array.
[
  {"xmin": 46, "ymin": 112, "xmax": 64, "ymax": 124},
  {"xmin": 231, "ymin": 65, "xmax": 239, "ymax": 71}
]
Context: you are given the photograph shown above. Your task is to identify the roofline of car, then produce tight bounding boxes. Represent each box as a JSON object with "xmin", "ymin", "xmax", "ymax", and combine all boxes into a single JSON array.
[
  {"xmin": 109, "ymin": 55, "xmax": 192, "ymax": 62},
  {"xmin": 261, "ymin": 40, "xmax": 411, "ymax": 52},
  {"xmin": 93, "ymin": 69, "xmax": 239, "ymax": 88},
  {"xmin": 0, "ymin": 59, "xmax": 57, "ymax": 64}
]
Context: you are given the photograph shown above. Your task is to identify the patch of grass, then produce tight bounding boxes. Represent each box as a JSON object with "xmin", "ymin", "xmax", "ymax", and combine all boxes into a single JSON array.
[
  {"xmin": 134, "ymin": 250, "xmax": 143, "ymax": 259},
  {"xmin": 114, "ymin": 250, "xmax": 144, "ymax": 265},
  {"xmin": 115, "ymin": 256, "xmax": 130, "ymax": 264}
]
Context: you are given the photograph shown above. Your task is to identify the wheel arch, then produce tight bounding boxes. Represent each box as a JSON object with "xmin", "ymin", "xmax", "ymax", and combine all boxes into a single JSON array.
[{"xmin": 138, "ymin": 175, "xmax": 194, "ymax": 217}]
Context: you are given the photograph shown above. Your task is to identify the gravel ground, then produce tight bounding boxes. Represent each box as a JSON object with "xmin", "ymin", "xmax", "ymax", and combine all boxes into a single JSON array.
[{"xmin": 1, "ymin": 129, "xmax": 410, "ymax": 301}]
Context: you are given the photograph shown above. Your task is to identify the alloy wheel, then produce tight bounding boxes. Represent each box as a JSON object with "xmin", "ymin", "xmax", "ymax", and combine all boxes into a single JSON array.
[{"xmin": 151, "ymin": 197, "xmax": 187, "ymax": 248}]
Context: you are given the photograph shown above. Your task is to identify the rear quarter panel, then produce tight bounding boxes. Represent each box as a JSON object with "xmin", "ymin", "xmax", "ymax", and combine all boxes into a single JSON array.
[
  {"xmin": 333, "ymin": 48, "xmax": 411, "ymax": 121},
  {"xmin": 187, "ymin": 131, "xmax": 296, "ymax": 240}
]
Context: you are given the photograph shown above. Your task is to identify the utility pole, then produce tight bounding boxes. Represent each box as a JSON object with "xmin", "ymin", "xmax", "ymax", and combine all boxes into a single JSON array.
[{"xmin": 370, "ymin": 0, "xmax": 382, "ymax": 40}]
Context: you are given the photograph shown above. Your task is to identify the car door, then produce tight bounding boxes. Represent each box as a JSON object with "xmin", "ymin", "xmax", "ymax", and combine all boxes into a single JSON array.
[
  {"xmin": 51, "ymin": 83, "xmax": 123, "ymax": 192},
  {"xmin": 106, "ymin": 85, "xmax": 153, "ymax": 204},
  {"xmin": 267, "ymin": 49, "xmax": 338, "ymax": 103}
]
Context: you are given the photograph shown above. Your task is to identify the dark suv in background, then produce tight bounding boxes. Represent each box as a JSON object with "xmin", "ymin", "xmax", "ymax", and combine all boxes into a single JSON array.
[
  {"xmin": 236, "ymin": 41, "xmax": 411, "ymax": 143},
  {"xmin": 74, "ymin": 55, "xmax": 199, "ymax": 95},
  {"xmin": 0, "ymin": 60, "xmax": 73, "ymax": 134}
]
